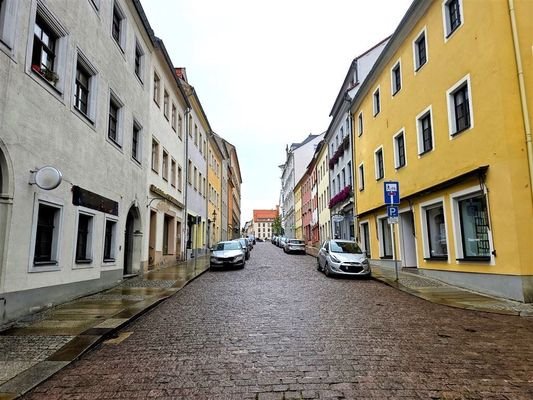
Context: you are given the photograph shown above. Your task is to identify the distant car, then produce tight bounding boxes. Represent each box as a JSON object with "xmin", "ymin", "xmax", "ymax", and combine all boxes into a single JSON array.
[
  {"xmin": 256, "ymin": 238, "xmax": 264, "ymax": 242},
  {"xmin": 236, "ymin": 238, "xmax": 251, "ymax": 260},
  {"xmin": 283, "ymin": 238, "xmax": 306, "ymax": 254},
  {"xmin": 317, "ymin": 240, "xmax": 371, "ymax": 278},
  {"xmin": 278, "ymin": 237, "xmax": 287, "ymax": 248},
  {"xmin": 271, "ymin": 236, "xmax": 278, "ymax": 245},
  {"xmin": 210, "ymin": 241, "xmax": 246, "ymax": 268},
  {"xmin": 246, "ymin": 236, "xmax": 254, "ymax": 250}
]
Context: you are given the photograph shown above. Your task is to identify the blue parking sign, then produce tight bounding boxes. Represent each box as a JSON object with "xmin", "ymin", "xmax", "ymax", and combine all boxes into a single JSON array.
[
  {"xmin": 387, "ymin": 206, "xmax": 399, "ymax": 218},
  {"xmin": 384, "ymin": 181, "xmax": 400, "ymax": 205}
]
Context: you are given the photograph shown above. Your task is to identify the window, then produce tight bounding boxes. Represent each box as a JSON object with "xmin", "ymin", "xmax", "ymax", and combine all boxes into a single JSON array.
[
  {"xmin": 378, "ymin": 217, "xmax": 392, "ymax": 259},
  {"xmin": 194, "ymin": 125, "xmax": 198, "ymax": 145},
  {"xmin": 188, "ymin": 160, "xmax": 192, "ymax": 184},
  {"xmin": 132, "ymin": 120, "xmax": 142, "ymax": 163},
  {"xmin": 443, "ymin": 0, "xmax": 463, "ymax": 38},
  {"xmin": 194, "ymin": 166, "xmax": 198, "ymax": 190},
  {"xmin": 454, "ymin": 192, "xmax": 491, "ymax": 260},
  {"xmin": 414, "ymin": 29, "xmax": 427, "ymax": 71},
  {"xmin": 170, "ymin": 159, "xmax": 176, "ymax": 187},
  {"xmin": 373, "ymin": 87, "xmax": 380, "ymax": 116},
  {"xmin": 111, "ymin": 2, "xmax": 125, "ymax": 50},
  {"xmin": 33, "ymin": 202, "xmax": 62, "ymax": 265},
  {"xmin": 357, "ymin": 112, "xmax": 363, "ymax": 136},
  {"xmin": 358, "ymin": 163, "xmax": 364, "ymax": 191},
  {"xmin": 423, "ymin": 204, "xmax": 448, "ymax": 259},
  {"xmin": 153, "ymin": 72, "xmax": 160, "ymax": 105},
  {"xmin": 162, "ymin": 215, "xmax": 173, "ymax": 255},
  {"xmin": 163, "ymin": 90, "xmax": 169, "ymax": 119},
  {"xmin": 391, "ymin": 61, "xmax": 401, "ymax": 95},
  {"xmin": 374, "ymin": 147, "xmax": 384, "ymax": 180},
  {"xmin": 177, "ymin": 165, "xmax": 183, "ymax": 191},
  {"xmin": 393, "ymin": 130, "xmax": 406, "ymax": 169},
  {"xmin": 108, "ymin": 93, "xmax": 122, "ymax": 146},
  {"xmin": 447, "ymin": 76, "xmax": 472, "ymax": 136},
  {"xmin": 75, "ymin": 213, "xmax": 93, "ymax": 263},
  {"xmin": 32, "ymin": 14, "xmax": 61, "ymax": 87},
  {"xmin": 134, "ymin": 41, "xmax": 144, "ymax": 81},
  {"xmin": 162, "ymin": 150, "xmax": 169, "ymax": 181},
  {"xmin": 103, "ymin": 219, "xmax": 117, "ymax": 262},
  {"xmin": 417, "ymin": 107, "xmax": 434, "ymax": 155},
  {"xmin": 151, "ymin": 139, "xmax": 159, "ymax": 172},
  {"xmin": 360, "ymin": 222, "xmax": 371, "ymax": 258},
  {"xmin": 73, "ymin": 54, "xmax": 97, "ymax": 120},
  {"xmin": 0, "ymin": 0, "xmax": 17, "ymax": 50},
  {"xmin": 178, "ymin": 113, "xmax": 183, "ymax": 139},
  {"xmin": 203, "ymin": 177, "xmax": 207, "ymax": 198},
  {"xmin": 171, "ymin": 103, "xmax": 177, "ymax": 131}
]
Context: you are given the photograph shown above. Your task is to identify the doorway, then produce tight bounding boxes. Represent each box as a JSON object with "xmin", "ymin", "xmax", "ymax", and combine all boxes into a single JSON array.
[
  {"xmin": 399, "ymin": 210, "xmax": 417, "ymax": 268},
  {"xmin": 148, "ymin": 210, "xmax": 157, "ymax": 268},
  {"xmin": 123, "ymin": 205, "xmax": 141, "ymax": 275}
]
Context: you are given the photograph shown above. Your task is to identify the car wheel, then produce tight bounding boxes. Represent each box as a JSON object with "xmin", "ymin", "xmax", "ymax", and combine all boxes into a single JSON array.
[
  {"xmin": 316, "ymin": 258, "xmax": 321, "ymax": 271},
  {"xmin": 324, "ymin": 262, "xmax": 331, "ymax": 277}
]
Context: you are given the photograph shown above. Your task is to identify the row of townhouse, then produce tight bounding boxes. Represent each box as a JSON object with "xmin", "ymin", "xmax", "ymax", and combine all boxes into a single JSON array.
[
  {"xmin": 0, "ymin": 0, "xmax": 242, "ymax": 324},
  {"xmin": 281, "ymin": 0, "xmax": 533, "ymax": 303}
]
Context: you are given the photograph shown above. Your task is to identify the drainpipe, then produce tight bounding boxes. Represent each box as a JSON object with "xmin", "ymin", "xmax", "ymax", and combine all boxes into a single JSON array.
[
  {"xmin": 508, "ymin": 0, "xmax": 533, "ymax": 202},
  {"xmin": 184, "ymin": 107, "xmax": 191, "ymax": 260}
]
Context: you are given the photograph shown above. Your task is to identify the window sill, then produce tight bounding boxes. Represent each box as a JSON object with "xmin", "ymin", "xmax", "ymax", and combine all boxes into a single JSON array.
[
  {"xmin": 376, "ymin": 176, "xmax": 384, "ymax": 181},
  {"xmin": 445, "ymin": 25, "xmax": 461, "ymax": 40},
  {"xmin": 34, "ymin": 261, "xmax": 58, "ymax": 266},
  {"xmin": 395, "ymin": 164, "xmax": 405, "ymax": 170},
  {"xmin": 418, "ymin": 149, "xmax": 433, "ymax": 157},
  {"xmin": 103, "ymin": 258, "xmax": 115, "ymax": 263},
  {"xmin": 450, "ymin": 125, "xmax": 471, "ymax": 137},
  {"xmin": 75, "ymin": 259, "xmax": 93, "ymax": 264},
  {"xmin": 423, "ymin": 256, "xmax": 448, "ymax": 261},
  {"xmin": 107, "ymin": 137, "xmax": 123, "ymax": 151},
  {"xmin": 392, "ymin": 88, "xmax": 401, "ymax": 96},
  {"xmin": 380, "ymin": 256, "xmax": 393, "ymax": 260},
  {"xmin": 456, "ymin": 257, "xmax": 491, "ymax": 263},
  {"xmin": 415, "ymin": 62, "xmax": 427, "ymax": 73},
  {"xmin": 73, "ymin": 107, "xmax": 95, "ymax": 126},
  {"xmin": 132, "ymin": 157, "xmax": 141, "ymax": 166}
]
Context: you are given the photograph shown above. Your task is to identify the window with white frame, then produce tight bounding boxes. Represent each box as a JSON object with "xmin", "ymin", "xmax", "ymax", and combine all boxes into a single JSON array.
[
  {"xmin": 416, "ymin": 107, "xmax": 434, "ymax": 155},
  {"xmin": 33, "ymin": 201, "xmax": 62, "ymax": 266},
  {"xmin": 188, "ymin": 160, "xmax": 192, "ymax": 184},
  {"xmin": 453, "ymin": 191, "xmax": 491, "ymax": 260},
  {"xmin": 413, "ymin": 28, "xmax": 427, "ymax": 71},
  {"xmin": 163, "ymin": 89, "xmax": 169, "ymax": 120},
  {"xmin": 422, "ymin": 203, "xmax": 448, "ymax": 259},
  {"xmin": 111, "ymin": 2, "xmax": 126, "ymax": 50},
  {"xmin": 391, "ymin": 61, "xmax": 402, "ymax": 95},
  {"xmin": 194, "ymin": 167, "xmax": 198, "ymax": 190},
  {"xmin": 177, "ymin": 113, "xmax": 183, "ymax": 139},
  {"xmin": 134, "ymin": 40, "xmax": 144, "ymax": 82},
  {"xmin": 132, "ymin": 120, "xmax": 142, "ymax": 163},
  {"xmin": 447, "ymin": 75, "xmax": 472, "ymax": 136},
  {"xmin": 177, "ymin": 165, "xmax": 183, "ymax": 191},
  {"xmin": 443, "ymin": 0, "xmax": 463, "ymax": 38},
  {"xmin": 378, "ymin": 217, "xmax": 393, "ymax": 258},
  {"xmin": 360, "ymin": 221, "xmax": 371, "ymax": 258},
  {"xmin": 74, "ymin": 53, "xmax": 97, "ymax": 121},
  {"xmin": 374, "ymin": 147, "xmax": 384, "ymax": 180},
  {"xmin": 357, "ymin": 112, "xmax": 363, "ymax": 136},
  {"xmin": 358, "ymin": 163, "xmax": 365, "ymax": 191},
  {"xmin": 170, "ymin": 159, "xmax": 176, "ymax": 187},
  {"xmin": 151, "ymin": 138, "xmax": 159, "ymax": 172},
  {"xmin": 162, "ymin": 149, "xmax": 169, "ymax": 181},
  {"xmin": 153, "ymin": 72, "xmax": 160, "ymax": 105},
  {"xmin": 0, "ymin": 0, "xmax": 18, "ymax": 51},
  {"xmin": 107, "ymin": 92, "xmax": 123, "ymax": 147},
  {"xmin": 31, "ymin": 8, "xmax": 67, "ymax": 90},
  {"xmin": 393, "ymin": 130, "xmax": 406, "ymax": 169},
  {"xmin": 75, "ymin": 212, "xmax": 94, "ymax": 264},
  {"xmin": 171, "ymin": 103, "xmax": 177, "ymax": 131},
  {"xmin": 103, "ymin": 218, "xmax": 117, "ymax": 262},
  {"xmin": 373, "ymin": 87, "xmax": 380, "ymax": 116}
]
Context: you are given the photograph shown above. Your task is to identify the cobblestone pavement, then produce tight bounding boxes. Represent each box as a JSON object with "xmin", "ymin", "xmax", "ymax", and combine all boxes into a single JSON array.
[{"xmin": 23, "ymin": 243, "xmax": 533, "ymax": 399}]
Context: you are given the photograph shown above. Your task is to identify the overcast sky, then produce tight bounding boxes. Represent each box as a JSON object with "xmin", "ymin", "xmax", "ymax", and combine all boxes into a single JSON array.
[{"xmin": 140, "ymin": 0, "xmax": 413, "ymax": 226}]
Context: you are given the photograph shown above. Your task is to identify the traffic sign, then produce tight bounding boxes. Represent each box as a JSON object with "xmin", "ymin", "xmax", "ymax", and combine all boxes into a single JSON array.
[
  {"xmin": 387, "ymin": 206, "xmax": 399, "ymax": 218},
  {"xmin": 384, "ymin": 181, "xmax": 400, "ymax": 205},
  {"xmin": 388, "ymin": 217, "xmax": 399, "ymax": 224}
]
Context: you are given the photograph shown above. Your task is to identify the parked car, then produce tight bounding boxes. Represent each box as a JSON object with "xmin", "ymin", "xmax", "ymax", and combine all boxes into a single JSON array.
[
  {"xmin": 283, "ymin": 238, "xmax": 306, "ymax": 254},
  {"xmin": 317, "ymin": 239, "xmax": 371, "ymax": 278},
  {"xmin": 278, "ymin": 237, "xmax": 287, "ymax": 248},
  {"xmin": 236, "ymin": 238, "xmax": 251, "ymax": 260},
  {"xmin": 210, "ymin": 241, "xmax": 246, "ymax": 268},
  {"xmin": 271, "ymin": 236, "xmax": 278, "ymax": 245}
]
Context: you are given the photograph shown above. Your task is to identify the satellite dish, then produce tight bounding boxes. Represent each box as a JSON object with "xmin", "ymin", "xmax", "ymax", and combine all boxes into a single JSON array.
[{"xmin": 32, "ymin": 166, "xmax": 63, "ymax": 190}]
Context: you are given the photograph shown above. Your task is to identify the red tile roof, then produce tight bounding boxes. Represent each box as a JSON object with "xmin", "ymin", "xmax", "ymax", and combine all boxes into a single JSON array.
[{"xmin": 253, "ymin": 209, "xmax": 278, "ymax": 222}]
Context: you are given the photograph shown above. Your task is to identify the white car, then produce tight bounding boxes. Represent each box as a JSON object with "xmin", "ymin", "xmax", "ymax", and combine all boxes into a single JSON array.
[
  {"xmin": 210, "ymin": 241, "xmax": 246, "ymax": 269},
  {"xmin": 283, "ymin": 239, "xmax": 306, "ymax": 254},
  {"xmin": 317, "ymin": 240, "xmax": 371, "ymax": 278}
]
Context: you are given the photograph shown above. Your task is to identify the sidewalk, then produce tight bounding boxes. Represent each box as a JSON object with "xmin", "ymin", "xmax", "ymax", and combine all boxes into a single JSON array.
[
  {"xmin": 371, "ymin": 264, "xmax": 533, "ymax": 317},
  {"xmin": 0, "ymin": 256, "xmax": 210, "ymax": 400}
]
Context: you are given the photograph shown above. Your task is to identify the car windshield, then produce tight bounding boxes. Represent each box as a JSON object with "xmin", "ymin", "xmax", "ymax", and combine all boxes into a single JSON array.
[
  {"xmin": 289, "ymin": 240, "xmax": 304, "ymax": 244},
  {"xmin": 215, "ymin": 242, "xmax": 241, "ymax": 251},
  {"xmin": 330, "ymin": 241, "xmax": 363, "ymax": 254},
  {"xmin": 238, "ymin": 239, "xmax": 247, "ymax": 246}
]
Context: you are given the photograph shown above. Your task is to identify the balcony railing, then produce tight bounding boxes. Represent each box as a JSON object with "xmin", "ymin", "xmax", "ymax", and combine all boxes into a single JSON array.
[
  {"xmin": 329, "ymin": 185, "xmax": 352, "ymax": 209},
  {"xmin": 329, "ymin": 135, "xmax": 350, "ymax": 170}
]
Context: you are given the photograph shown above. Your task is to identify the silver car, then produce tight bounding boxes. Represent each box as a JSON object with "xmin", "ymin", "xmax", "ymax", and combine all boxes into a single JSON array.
[
  {"xmin": 317, "ymin": 240, "xmax": 371, "ymax": 278},
  {"xmin": 210, "ymin": 241, "xmax": 246, "ymax": 268},
  {"xmin": 236, "ymin": 238, "xmax": 250, "ymax": 260},
  {"xmin": 283, "ymin": 239, "xmax": 306, "ymax": 254}
]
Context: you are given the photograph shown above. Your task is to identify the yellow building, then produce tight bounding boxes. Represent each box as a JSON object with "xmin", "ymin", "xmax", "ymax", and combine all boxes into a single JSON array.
[
  {"xmin": 208, "ymin": 134, "xmax": 224, "ymax": 246},
  {"xmin": 294, "ymin": 179, "xmax": 303, "ymax": 240},
  {"xmin": 316, "ymin": 140, "xmax": 331, "ymax": 243},
  {"xmin": 351, "ymin": 0, "xmax": 533, "ymax": 302}
]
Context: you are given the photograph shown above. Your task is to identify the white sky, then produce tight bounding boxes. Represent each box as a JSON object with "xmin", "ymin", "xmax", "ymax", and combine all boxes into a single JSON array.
[{"xmin": 140, "ymin": 0, "xmax": 413, "ymax": 226}]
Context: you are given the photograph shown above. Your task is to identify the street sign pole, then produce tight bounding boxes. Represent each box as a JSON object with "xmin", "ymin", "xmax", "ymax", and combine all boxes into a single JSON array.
[{"xmin": 391, "ymin": 223, "xmax": 399, "ymax": 282}]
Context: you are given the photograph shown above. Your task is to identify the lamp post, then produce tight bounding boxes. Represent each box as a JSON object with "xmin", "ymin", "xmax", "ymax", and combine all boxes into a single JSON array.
[{"xmin": 211, "ymin": 209, "xmax": 217, "ymax": 246}]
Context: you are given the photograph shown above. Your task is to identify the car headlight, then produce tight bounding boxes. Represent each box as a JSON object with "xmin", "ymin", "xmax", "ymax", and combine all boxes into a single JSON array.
[
  {"xmin": 210, "ymin": 256, "xmax": 217, "ymax": 261},
  {"xmin": 235, "ymin": 255, "xmax": 243, "ymax": 260},
  {"xmin": 330, "ymin": 254, "xmax": 340, "ymax": 263}
]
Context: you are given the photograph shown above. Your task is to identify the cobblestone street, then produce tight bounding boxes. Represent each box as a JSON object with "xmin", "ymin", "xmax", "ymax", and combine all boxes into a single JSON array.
[{"xmin": 24, "ymin": 243, "xmax": 533, "ymax": 399}]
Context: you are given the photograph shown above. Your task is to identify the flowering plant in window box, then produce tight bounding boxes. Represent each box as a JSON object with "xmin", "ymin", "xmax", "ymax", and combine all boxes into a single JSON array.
[
  {"xmin": 31, "ymin": 64, "xmax": 59, "ymax": 84},
  {"xmin": 328, "ymin": 185, "xmax": 352, "ymax": 209}
]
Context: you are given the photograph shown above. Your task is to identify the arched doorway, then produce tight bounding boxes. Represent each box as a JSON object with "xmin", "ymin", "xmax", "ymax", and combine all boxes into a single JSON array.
[
  {"xmin": 0, "ymin": 142, "xmax": 14, "ymax": 293},
  {"xmin": 123, "ymin": 205, "xmax": 142, "ymax": 276}
]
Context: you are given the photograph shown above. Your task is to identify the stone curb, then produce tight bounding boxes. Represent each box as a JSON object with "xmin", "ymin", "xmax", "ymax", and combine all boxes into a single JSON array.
[{"xmin": 0, "ymin": 264, "xmax": 210, "ymax": 400}]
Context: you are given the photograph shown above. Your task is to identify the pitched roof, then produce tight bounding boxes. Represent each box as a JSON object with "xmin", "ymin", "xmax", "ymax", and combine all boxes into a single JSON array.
[{"xmin": 253, "ymin": 209, "xmax": 279, "ymax": 221}]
